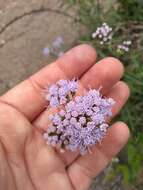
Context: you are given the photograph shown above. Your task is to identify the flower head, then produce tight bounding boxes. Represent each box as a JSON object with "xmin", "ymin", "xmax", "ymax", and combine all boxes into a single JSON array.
[
  {"xmin": 43, "ymin": 36, "xmax": 65, "ymax": 58},
  {"xmin": 92, "ymin": 23, "xmax": 113, "ymax": 44},
  {"xmin": 52, "ymin": 36, "xmax": 64, "ymax": 49},
  {"xmin": 117, "ymin": 40, "xmax": 132, "ymax": 53},
  {"xmin": 45, "ymin": 79, "xmax": 78, "ymax": 107},
  {"xmin": 44, "ymin": 79, "xmax": 115, "ymax": 155}
]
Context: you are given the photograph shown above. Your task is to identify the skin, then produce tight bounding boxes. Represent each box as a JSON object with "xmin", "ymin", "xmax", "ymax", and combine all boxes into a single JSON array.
[{"xmin": 0, "ymin": 44, "xmax": 130, "ymax": 190}]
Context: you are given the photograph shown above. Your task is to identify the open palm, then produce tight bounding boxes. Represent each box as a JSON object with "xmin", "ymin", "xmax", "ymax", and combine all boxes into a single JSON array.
[{"xmin": 0, "ymin": 45, "xmax": 130, "ymax": 190}]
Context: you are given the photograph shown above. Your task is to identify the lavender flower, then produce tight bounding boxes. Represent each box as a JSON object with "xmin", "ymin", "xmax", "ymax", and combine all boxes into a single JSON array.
[
  {"xmin": 52, "ymin": 37, "xmax": 64, "ymax": 49},
  {"xmin": 92, "ymin": 23, "xmax": 113, "ymax": 44},
  {"xmin": 45, "ymin": 79, "xmax": 78, "ymax": 107},
  {"xmin": 43, "ymin": 47, "xmax": 50, "ymax": 56},
  {"xmin": 117, "ymin": 40, "xmax": 132, "ymax": 53},
  {"xmin": 91, "ymin": 23, "xmax": 132, "ymax": 55},
  {"xmin": 44, "ymin": 79, "xmax": 115, "ymax": 155},
  {"xmin": 43, "ymin": 36, "xmax": 65, "ymax": 58}
]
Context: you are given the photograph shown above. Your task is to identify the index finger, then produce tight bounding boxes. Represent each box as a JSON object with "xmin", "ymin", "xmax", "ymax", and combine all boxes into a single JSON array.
[{"xmin": 0, "ymin": 44, "xmax": 97, "ymax": 121}]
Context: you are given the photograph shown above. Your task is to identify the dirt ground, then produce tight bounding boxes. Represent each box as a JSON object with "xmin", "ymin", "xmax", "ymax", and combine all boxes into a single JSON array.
[{"xmin": 0, "ymin": 0, "xmax": 83, "ymax": 95}]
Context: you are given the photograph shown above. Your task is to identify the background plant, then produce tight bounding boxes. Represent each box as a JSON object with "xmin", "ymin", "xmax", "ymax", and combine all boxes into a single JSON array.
[{"xmin": 65, "ymin": 0, "xmax": 143, "ymax": 188}]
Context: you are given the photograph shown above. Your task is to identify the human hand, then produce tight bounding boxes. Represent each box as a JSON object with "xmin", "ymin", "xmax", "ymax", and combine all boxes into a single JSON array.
[{"xmin": 0, "ymin": 45, "xmax": 130, "ymax": 190}]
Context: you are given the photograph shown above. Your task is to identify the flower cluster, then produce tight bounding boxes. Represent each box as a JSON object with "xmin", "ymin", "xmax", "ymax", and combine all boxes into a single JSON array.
[
  {"xmin": 92, "ymin": 23, "xmax": 132, "ymax": 54},
  {"xmin": 117, "ymin": 40, "xmax": 132, "ymax": 53},
  {"xmin": 43, "ymin": 36, "xmax": 64, "ymax": 58},
  {"xmin": 44, "ymin": 79, "xmax": 115, "ymax": 155},
  {"xmin": 92, "ymin": 23, "xmax": 112, "ymax": 45},
  {"xmin": 45, "ymin": 79, "xmax": 78, "ymax": 107}
]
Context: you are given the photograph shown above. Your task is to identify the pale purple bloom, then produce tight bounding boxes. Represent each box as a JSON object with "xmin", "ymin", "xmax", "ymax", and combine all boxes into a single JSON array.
[
  {"xmin": 64, "ymin": 122, "xmax": 107, "ymax": 155},
  {"xmin": 50, "ymin": 96, "xmax": 59, "ymax": 107},
  {"xmin": 44, "ymin": 79, "xmax": 115, "ymax": 155},
  {"xmin": 57, "ymin": 79, "xmax": 69, "ymax": 86},
  {"xmin": 75, "ymin": 96, "xmax": 82, "ymax": 103},
  {"xmin": 79, "ymin": 117, "xmax": 86, "ymax": 125},
  {"xmin": 86, "ymin": 109, "xmax": 93, "ymax": 116},
  {"xmin": 91, "ymin": 113, "xmax": 105, "ymax": 125},
  {"xmin": 43, "ymin": 47, "xmax": 50, "ymax": 56},
  {"xmin": 58, "ymin": 86, "xmax": 69, "ymax": 96},
  {"xmin": 92, "ymin": 23, "xmax": 113, "ymax": 44},
  {"xmin": 65, "ymin": 113, "xmax": 71, "ymax": 119},
  {"xmin": 71, "ymin": 110, "xmax": 79, "ymax": 117},
  {"xmin": 66, "ymin": 100, "xmax": 75, "ymax": 112},
  {"xmin": 52, "ymin": 114, "xmax": 61, "ymax": 125},
  {"xmin": 59, "ymin": 110, "xmax": 66, "ymax": 117},
  {"xmin": 63, "ymin": 119, "xmax": 70, "ymax": 126},
  {"xmin": 45, "ymin": 79, "xmax": 78, "ymax": 107},
  {"xmin": 52, "ymin": 36, "xmax": 64, "ymax": 49},
  {"xmin": 49, "ymin": 85, "xmax": 58, "ymax": 96},
  {"xmin": 43, "ymin": 36, "xmax": 65, "ymax": 58},
  {"xmin": 47, "ymin": 125, "xmax": 56, "ymax": 133},
  {"xmin": 70, "ymin": 117, "xmax": 77, "ymax": 125},
  {"xmin": 99, "ymin": 123, "xmax": 109, "ymax": 132},
  {"xmin": 68, "ymin": 79, "xmax": 78, "ymax": 92},
  {"xmin": 117, "ymin": 40, "xmax": 132, "ymax": 53}
]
